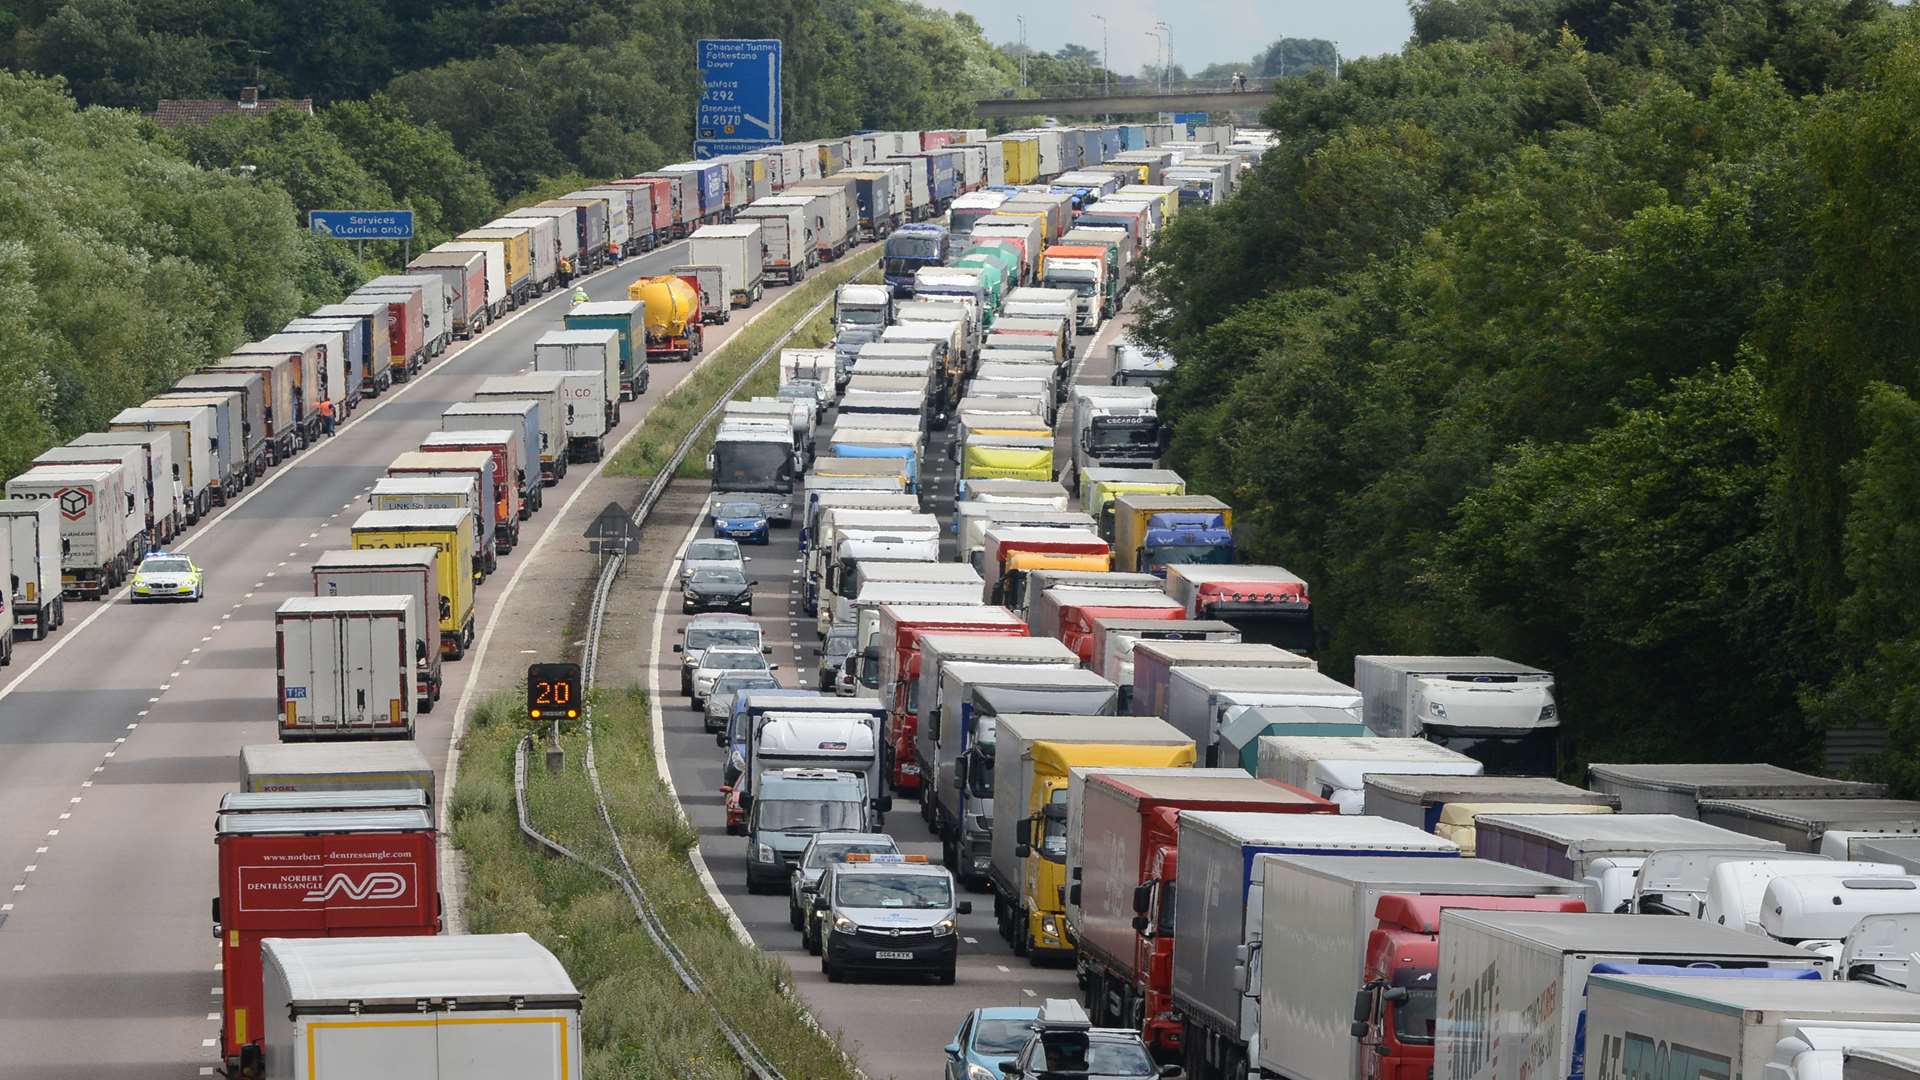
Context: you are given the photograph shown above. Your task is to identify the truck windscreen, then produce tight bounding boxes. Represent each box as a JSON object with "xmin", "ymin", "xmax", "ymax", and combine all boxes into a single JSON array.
[
  {"xmin": 973, "ymin": 684, "xmax": 1117, "ymax": 718},
  {"xmin": 712, "ymin": 441, "xmax": 793, "ymax": 493},
  {"xmin": 1214, "ymin": 608, "xmax": 1316, "ymax": 656},
  {"xmin": 1091, "ymin": 420, "xmax": 1160, "ymax": 449},
  {"xmin": 1145, "ymin": 544, "xmax": 1234, "ymax": 568},
  {"xmin": 1425, "ymin": 726, "xmax": 1558, "ymax": 777}
]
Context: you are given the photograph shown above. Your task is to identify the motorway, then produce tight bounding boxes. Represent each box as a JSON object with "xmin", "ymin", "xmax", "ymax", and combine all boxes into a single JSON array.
[
  {"xmin": 0, "ymin": 239, "xmax": 839, "ymax": 1078},
  {"xmin": 645, "ymin": 304, "xmax": 1138, "ymax": 1079}
]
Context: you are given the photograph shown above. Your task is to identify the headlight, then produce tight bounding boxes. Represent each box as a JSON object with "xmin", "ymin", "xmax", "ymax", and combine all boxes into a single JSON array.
[
  {"xmin": 1041, "ymin": 915, "xmax": 1059, "ymax": 938},
  {"xmin": 932, "ymin": 917, "xmax": 956, "ymax": 938},
  {"xmin": 967, "ymin": 1065, "xmax": 997, "ymax": 1080},
  {"xmin": 755, "ymin": 844, "xmax": 776, "ymax": 862},
  {"xmin": 832, "ymin": 914, "xmax": 858, "ymax": 933}
]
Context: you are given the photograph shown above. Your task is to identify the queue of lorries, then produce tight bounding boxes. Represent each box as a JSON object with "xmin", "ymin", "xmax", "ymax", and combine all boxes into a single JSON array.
[
  {"xmin": 661, "ymin": 124, "xmax": 1920, "ymax": 1080},
  {"xmin": 152, "ymin": 121, "xmax": 1247, "ymax": 1080}
]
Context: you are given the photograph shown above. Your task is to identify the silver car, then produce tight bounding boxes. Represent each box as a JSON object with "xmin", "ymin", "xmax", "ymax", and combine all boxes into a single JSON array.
[
  {"xmin": 705, "ymin": 671, "xmax": 780, "ymax": 734},
  {"xmin": 680, "ymin": 537, "xmax": 747, "ymax": 585},
  {"xmin": 690, "ymin": 646, "xmax": 773, "ymax": 706},
  {"xmin": 788, "ymin": 831, "xmax": 898, "ymax": 948},
  {"xmin": 818, "ymin": 625, "xmax": 857, "ymax": 691},
  {"xmin": 674, "ymin": 614, "xmax": 763, "ymax": 697}
]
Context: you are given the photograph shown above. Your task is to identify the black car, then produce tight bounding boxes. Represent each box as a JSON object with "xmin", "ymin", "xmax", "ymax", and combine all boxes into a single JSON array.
[{"xmin": 683, "ymin": 567, "xmax": 754, "ymax": 614}]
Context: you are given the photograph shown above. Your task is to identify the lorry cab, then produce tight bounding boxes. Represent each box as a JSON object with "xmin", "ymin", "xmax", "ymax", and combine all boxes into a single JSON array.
[{"xmin": 885, "ymin": 225, "xmax": 952, "ymax": 296}]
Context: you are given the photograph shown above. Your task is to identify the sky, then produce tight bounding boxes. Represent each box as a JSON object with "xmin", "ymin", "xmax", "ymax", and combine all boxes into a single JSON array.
[{"xmin": 920, "ymin": 0, "xmax": 1416, "ymax": 72}]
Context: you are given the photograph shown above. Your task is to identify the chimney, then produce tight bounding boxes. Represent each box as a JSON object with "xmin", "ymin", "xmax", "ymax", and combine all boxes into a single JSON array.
[{"xmin": 238, "ymin": 86, "xmax": 260, "ymax": 108}]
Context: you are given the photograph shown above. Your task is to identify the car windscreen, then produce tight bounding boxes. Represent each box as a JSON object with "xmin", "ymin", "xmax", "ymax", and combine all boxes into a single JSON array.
[
  {"xmin": 704, "ymin": 651, "xmax": 764, "ymax": 671},
  {"xmin": 687, "ymin": 541, "xmax": 737, "ymax": 560},
  {"xmin": 142, "ymin": 558, "xmax": 192, "ymax": 574},
  {"xmin": 835, "ymin": 873, "xmax": 951, "ymax": 909},
  {"xmin": 805, "ymin": 841, "xmax": 895, "ymax": 868},
  {"xmin": 716, "ymin": 503, "xmax": 762, "ymax": 519},
  {"xmin": 686, "ymin": 626, "xmax": 761, "ymax": 649},
  {"xmin": 713, "ymin": 674, "xmax": 777, "ymax": 697},
  {"xmin": 691, "ymin": 568, "xmax": 747, "ymax": 586}
]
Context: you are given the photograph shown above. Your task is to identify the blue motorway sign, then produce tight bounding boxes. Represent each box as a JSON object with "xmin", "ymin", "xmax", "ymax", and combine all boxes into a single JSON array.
[
  {"xmin": 309, "ymin": 210, "xmax": 414, "ymax": 240},
  {"xmin": 694, "ymin": 138, "xmax": 779, "ymax": 160},
  {"xmin": 697, "ymin": 38, "xmax": 781, "ymax": 148},
  {"xmin": 1172, "ymin": 112, "xmax": 1210, "ymax": 132}
]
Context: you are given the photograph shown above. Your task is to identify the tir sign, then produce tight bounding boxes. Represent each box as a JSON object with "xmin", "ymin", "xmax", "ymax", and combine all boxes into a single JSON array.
[{"xmin": 527, "ymin": 662, "xmax": 582, "ymax": 721}]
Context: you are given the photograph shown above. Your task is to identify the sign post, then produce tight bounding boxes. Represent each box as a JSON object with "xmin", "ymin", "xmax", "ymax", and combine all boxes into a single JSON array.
[
  {"xmin": 695, "ymin": 38, "xmax": 782, "ymax": 159},
  {"xmin": 309, "ymin": 209, "xmax": 416, "ymax": 263}
]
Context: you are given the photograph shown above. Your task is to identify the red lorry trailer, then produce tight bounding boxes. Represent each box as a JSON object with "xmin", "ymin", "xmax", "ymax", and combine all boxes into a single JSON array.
[
  {"xmin": 212, "ymin": 795, "xmax": 439, "ymax": 1074},
  {"xmin": 874, "ymin": 602, "xmax": 1028, "ymax": 795},
  {"xmin": 1029, "ymin": 587, "xmax": 1186, "ymax": 666},
  {"xmin": 1070, "ymin": 771, "xmax": 1335, "ymax": 1058}
]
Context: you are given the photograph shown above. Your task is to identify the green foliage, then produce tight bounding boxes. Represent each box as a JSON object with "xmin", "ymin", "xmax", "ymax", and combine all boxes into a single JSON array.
[
  {"xmin": 1144, "ymin": 0, "xmax": 1920, "ymax": 778},
  {"xmin": 0, "ymin": 70, "xmax": 334, "ymax": 480}
]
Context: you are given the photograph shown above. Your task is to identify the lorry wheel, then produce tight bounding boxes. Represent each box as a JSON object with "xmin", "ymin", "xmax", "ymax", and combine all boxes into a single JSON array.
[
  {"xmin": 788, "ymin": 896, "xmax": 803, "ymax": 930},
  {"xmin": 1012, "ymin": 909, "xmax": 1029, "ymax": 957},
  {"xmin": 419, "ymin": 696, "xmax": 434, "ymax": 715}
]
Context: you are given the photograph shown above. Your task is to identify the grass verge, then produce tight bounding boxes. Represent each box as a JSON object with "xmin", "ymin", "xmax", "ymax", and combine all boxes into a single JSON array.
[
  {"xmin": 454, "ymin": 687, "xmax": 863, "ymax": 1080},
  {"xmin": 609, "ymin": 250, "xmax": 881, "ymax": 481}
]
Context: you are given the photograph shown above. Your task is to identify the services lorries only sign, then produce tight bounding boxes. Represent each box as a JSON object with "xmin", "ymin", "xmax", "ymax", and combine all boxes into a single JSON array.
[
  {"xmin": 696, "ymin": 38, "xmax": 781, "ymax": 158},
  {"xmin": 308, "ymin": 210, "xmax": 415, "ymax": 240}
]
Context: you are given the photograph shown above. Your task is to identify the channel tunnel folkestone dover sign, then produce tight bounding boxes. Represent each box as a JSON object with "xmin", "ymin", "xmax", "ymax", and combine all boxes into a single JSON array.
[{"xmin": 696, "ymin": 38, "xmax": 781, "ymax": 159}]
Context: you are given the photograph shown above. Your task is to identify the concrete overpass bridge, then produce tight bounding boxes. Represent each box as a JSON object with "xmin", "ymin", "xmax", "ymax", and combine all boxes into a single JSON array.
[{"xmin": 974, "ymin": 79, "xmax": 1276, "ymax": 119}]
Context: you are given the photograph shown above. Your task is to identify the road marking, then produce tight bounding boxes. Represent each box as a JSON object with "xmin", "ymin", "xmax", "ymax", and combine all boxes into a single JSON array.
[
  {"xmin": 1022, "ymin": 988, "xmax": 1037, "ymax": 998},
  {"xmin": 58, "ymin": 813, "xmax": 69, "ymax": 820},
  {"xmin": 963, "ymin": 936, "xmax": 978, "ymax": 944},
  {"xmin": 35, "ymin": 847, "xmax": 46, "ymax": 854},
  {"xmin": 202, "ymin": 1039, "xmax": 216, "ymax": 1048},
  {"xmin": 253, "ymin": 581, "xmax": 264, "ymax": 588},
  {"xmin": 996, "ymin": 964, "xmax": 1010, "ymax": 973},
  {"xmin": 23, "ymin": 866, "xmax": 35, "ymax": 873},
  {"xmin": 45, "ymin": 830, "xmax": 56, "ymax": 836}
]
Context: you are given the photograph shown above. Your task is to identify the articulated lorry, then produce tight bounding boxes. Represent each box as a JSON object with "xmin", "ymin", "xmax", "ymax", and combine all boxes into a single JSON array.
[
  {"xmin": 1165, "ymin": 565, "xmax": 1316, "ymax": 656},
  {"xmin": 1072, "ymin": 771, "xmax": 1334, "ymax": 1057},
  {"xmin": 272, "ymin": 596, "xmax": 418, "ymax": 741},
  {"xmin": 238, "ymin": 741, "xmax": 433, "ymax": 796},
  {"xmin": 1586, "ymin": 762, "xmax": 1883, "ymax": 818},
  {"xmin": 1166, "ymin": 666, "xmax": 1365, "ymax": 769},
  {"xmin": 1111, "ymin": 494, "xmax": 1233, "ymax": 576},
  {"xmin": 257, "ymin": 934, "xmax": 582, "ymax": 1080},
  {"xmin": 1694, "ymin": 798, "xmax": 1920, "ymax": 856},
  {"xmin": 873, "ymin": 603, "xmax": 1028, "ymax": 796},
  {"xmin": 1173, "ymin": 813, "xmax": 1460, "ymax": 1080},
  {"xmin": 1131, "ymin": 641, "xmax": 1310, "ymax": 723},
  {"xmin": 0, "ymin": 500, "xmax": 63, "ymax": 640},
  {"xmin": 1432, "ymin": 911, "xmax": 1831, "ymax": 1080},
  {"xmin": 925, "ymin": 659, "xmax": 1115, "ymax": 884},
  {"xmin": 311, "ymin": 548, "xmax": 444, "ymax": 712},
  {"xmin": 1256, "ymin": 736, "xmax": 1482, "ymax": 815},
  {"xmin": 991, "ymin": 713, "xmax": 1195, "ymax": 961},
  {"xmin": 1354, "ymin": 656, "xmax": 1560, "ymax": 775},
  {"xmin": 1474, "ymin": 812, "xmax": 1785, "ymax": 913},
  {"xmin": 1259, "ymin": 856, "xmax": 1587, "ymax": 1080}
]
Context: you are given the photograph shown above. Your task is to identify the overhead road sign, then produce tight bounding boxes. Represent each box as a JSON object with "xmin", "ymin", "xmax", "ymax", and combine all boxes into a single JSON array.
[
  {"xmin": 308, "ymin": 210, "xmax": 415, "ymax": 240},
  {"xmin": 697, "ymin": 38, "xmax": 781, "ymax": 156}
]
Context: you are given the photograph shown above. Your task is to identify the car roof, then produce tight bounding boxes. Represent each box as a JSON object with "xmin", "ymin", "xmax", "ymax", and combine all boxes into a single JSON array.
[
  {"xmin": 686, "ymin": 613, "xmax": 758, "ymax": 627},
  {"xmin": 805, "ymin": 831, "xmax": 893, "ymax": 846},
  {"xmin": 700, "ymin": 647, "xmax": 765, "ymax": 658},
  {"xmin": 832, "ymin": 860, "xmax": 953, "ymax": 880}
]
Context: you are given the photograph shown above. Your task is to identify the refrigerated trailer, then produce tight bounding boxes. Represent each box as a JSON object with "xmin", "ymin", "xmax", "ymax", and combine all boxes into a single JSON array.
[
  {"xmin": 257, "ymin": 933, "xmax": 583, "ymax": 1080},
  {"xmin": 272, "ymin": 596, "xmax": 417, "ymax": 741}
]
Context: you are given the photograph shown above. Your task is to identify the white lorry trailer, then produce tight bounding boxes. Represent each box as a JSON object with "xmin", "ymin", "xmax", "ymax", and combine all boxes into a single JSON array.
[
  {"xmin": 0, "ymin": 499, "xmax": 64, "ymax": 639},
  {"xmin": 1173, "ymin": 812, "xmax": 1459, "ymax": 1080},
  {"xmin": 532, "ymin": 329, "xmax": 620, "ymax": 460},
  {"xmin": 5, "ymin": 463, "xmax": 137, "ymax": 599},
  {"xmin": 1256, "ymin": 855, "xmax": 1587, "ymax": 1080},
  {"xmin": 272, "ymin": 596, "xmax": 418, "ymax": 741},
  {"xmin": 1474, "ymin": 812, "xmax": 1785, "ymax": 912},
  {"xmin": 1165, "ymin": 666, "xmax": 1366, "ymax": 770},
  {"xmin": 1583, "ymin": 973, "xmax": 1920, "ymax": 1080},
  {"xmin": 1432, "ymin": 911, "xmax": 1831, "ymax": 1080},
  {"xmin": 1255, "ymin": 736, "xmax": 1482, "ymax": 814},
  {"xmin": 689, "ymin": 223, "xmax": 765, "ymax": 306},
  {"xmin": 310, "ymin": 548, "xmax": 444, "ymax": 712},
  {"xmin": 1587, "ymin": 762, "xmax": 1885, "ymax": 817},
  {"xmin": 258, "ymin": 933, "xmax": 583, "ymax": 1080},
  {"xmin": 1353, "ymin": 655, "xmax": 1559, "ymax": 776}
]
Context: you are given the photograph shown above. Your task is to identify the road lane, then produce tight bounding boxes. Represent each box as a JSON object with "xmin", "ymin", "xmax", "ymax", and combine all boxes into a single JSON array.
[{"xmin": 0, "ymin": 238, "xmax": 852, "ymax": 1078}]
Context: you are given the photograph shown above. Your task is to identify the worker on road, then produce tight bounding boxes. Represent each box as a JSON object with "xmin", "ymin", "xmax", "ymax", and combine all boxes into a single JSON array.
[
  {"xmin": 316, "ymin": 397, "xmax": 336, "ymax": 437},
  {"xmin": 571, "ymin": 286, "xmax": 590, "ymax": 306}
]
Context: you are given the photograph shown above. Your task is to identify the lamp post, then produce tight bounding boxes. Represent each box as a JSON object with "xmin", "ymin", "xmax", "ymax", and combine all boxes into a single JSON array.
[
  {"xmin": 1016, "ymin": 15, "xmax": 1028, "ymax": 88},
  {"xmin": 1146, "ymin": 27, "xmax": 1166, "ymax": 89},
  {"xmin": 1154, "ymin": 21, "xmax": 1172, "ymax": 88},
  {"xmin": 1093, "ymin": 13, "xmax": 1109, "ymax": 122}
]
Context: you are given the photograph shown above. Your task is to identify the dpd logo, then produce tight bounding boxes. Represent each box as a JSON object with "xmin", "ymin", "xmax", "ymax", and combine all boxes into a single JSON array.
[{"xmin": 57, "ymin": 487, "xmax": 91, "ymax": 521}]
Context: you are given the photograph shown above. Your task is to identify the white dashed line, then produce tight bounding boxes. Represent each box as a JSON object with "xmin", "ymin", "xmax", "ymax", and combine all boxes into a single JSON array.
[
  {"xmin": 996, "ymin": 964, "xmax": 1010, "ymax": 973},
  {"xmin": 963, "ymin": 936, "xmax": 978, "ymax": 944}
]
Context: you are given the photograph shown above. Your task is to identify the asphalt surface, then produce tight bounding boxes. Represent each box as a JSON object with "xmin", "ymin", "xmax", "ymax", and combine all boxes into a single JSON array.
[
  {"xmin": 651, "ymin": 303, "xmax": 1140, "ymax": 1080},
  {"xmin": 0, "ymin": 240, "xmax": 832, "ymax": 1079}
]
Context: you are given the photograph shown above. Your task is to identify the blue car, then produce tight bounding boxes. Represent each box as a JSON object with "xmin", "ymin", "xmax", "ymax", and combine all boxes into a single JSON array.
[
  {"xmin": 945, "ymin": 1006, "xmax": 1040, "ymax": 1080},
  {"xmin": 711, "ymin": 500, "xmax": 769, "ymax": 544}
]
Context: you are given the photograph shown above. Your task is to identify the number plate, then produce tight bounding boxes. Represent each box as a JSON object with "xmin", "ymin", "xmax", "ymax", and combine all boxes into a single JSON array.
[{"xmin": 874, "ymin": 950, "xmax": 914, "ymax": 960}]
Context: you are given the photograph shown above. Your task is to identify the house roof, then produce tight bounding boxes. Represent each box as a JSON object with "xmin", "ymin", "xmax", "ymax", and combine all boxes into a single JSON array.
[{"xmin": 149, "ymin": 92, "xmax": 313, "ymax": 128}]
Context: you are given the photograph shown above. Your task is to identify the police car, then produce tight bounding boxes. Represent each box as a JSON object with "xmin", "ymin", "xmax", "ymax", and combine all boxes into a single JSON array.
[
  {"xmin": 813, "ymin": 853, "xmax": 968, "ymax": 984},
  {"xmin": 130, "ymin": 551, "xmax": 204, "ymax": 602}
]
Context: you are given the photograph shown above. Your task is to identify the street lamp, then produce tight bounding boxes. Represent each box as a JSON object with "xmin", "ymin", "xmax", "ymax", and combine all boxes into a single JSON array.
[
  {"xmin": 1015, "ymin": 15, "xmax": 1028, "ymax": 89},
  {"xmin": 1092, "ymin": 13, "xmax": 1109, "ymax": 122},
  {"xmin": 1146, "ymin": 27, "xmax": 1166, "ymax": 89},
  {"xmin": 1154, "ymin": 21, "xmax": 1172, "ymax": 88}
]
